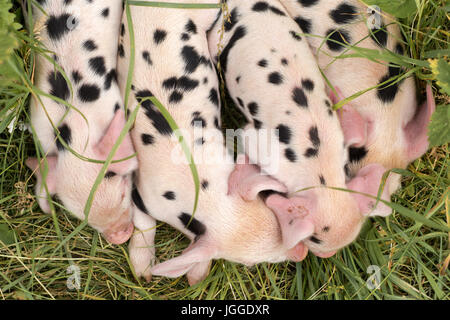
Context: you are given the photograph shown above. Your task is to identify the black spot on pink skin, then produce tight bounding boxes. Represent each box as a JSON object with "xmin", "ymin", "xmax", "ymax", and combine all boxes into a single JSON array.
[
  {"xmin": 209, "ymin": 88, "xmax": 219, "ymax": 107},
  {"xmin": 252, "ymin": 1, "xmax": 269, "ymax": 12},
  {"xmin": 48, "ymin": 71, "xmax": 69, "ymax": 101},
  {"xmin": 118, "ymin": 44, "xmax": 125, "ymax": 58},
  {"xmin": 136, "ymin": 90, "xmax": 173, "ymax": 135},
  {"xmin": 377, "ymin": 62, "xmax": 404, "ymax": 103},
  {"xmin": 248, "ymin": 102, "xmax": 259, "ymax": 116},
  {"xmin": 154, "ymin": 29, "xmax": 167, "ymax": 44},
  {"xmin": 292, "ymin": 87, "xmax": 308, "ymax": 107},
  {"xmin": 276, "ymin": 124, "xmax": 292, "ymax": 144},
  {"xmin": 224, "ymin": 7, "xmax": 240, "ymax": 32},
  {"xmin": 326, "ymin": 28, "xmax": 351, "ymax": 51},
  {"xmin": 281, "ymin": 58, "xmax": 288, "ymax": 65},
  {"xmin": 83, "ymin": 39, "xmax": 97, "ymax": 51},
  {"xmin": 191, "ymin": 112, "xmax": 207, "ymax": 128},
  {"xmin": 169, "ymin": 91, "xmax": 183, "ymax": 103},
  {"xmin": 304, "ymin": 148, "xmax": 318, "ymax": 158},
  {"xmin": 219, "ymin": 26, "xmax": 247, "ymax": 73},
  {"xmin": 72, "ymin": 71, "xmax": 82, "ymax": 84},
  {"xmin": 214, "ymin": 117, "xmax": 220, "ymax": 129},
  {"xmin": 142, "ymin": 51, "xmax": 152, "ymax": 65},
  {"xmin": 46, "ymin": 13, "xmax": 75, "ymax": 41},
  {"xmin": 309, "ymin": 126, "xmax": 320, "ymax": 147},
  {"xmin": 201, "ymin": 180, "xmax": 209, "ymax": 190},
  {"xmin": 322, "ymin": 226, "xmax": 330, "ymax": 233},
  {"xmin": 181, "ymin": 33, "xmax": 190, "ymax": 41},
  {"xmin": 181, "ymin": 45, "xmax": 210, "ymax": 74},
  {"xmin": 78, "ymin": 84, "xmax": 100, "ymax": 102},
  {"xmin": 258, "ymin": 59, "xmax": 268, "ymax": 67},
  {"xmin": 370, "ymin": 25, "xmax": 388, "ymax": 47},
  {"xmin": 141, "ymin": 133, "xmax": 155, "ymax": 145},
  {"xmin": 132, "ymin": 185, "xmax": 149, "ymax": 215},
  {"xmin": 285, "ymin": 148, "xmax": 297, "ymax": 162},
  {"xmin": 319, "ymin": 175, "xmax": 326, "ymax": 185},
  {"xmin": 163, "ymin": 191, "xmax": 176, "ymax": 200},
  {"xmin": 89, "ymin": 56, "xmax": 106, "ymax": 76},
  {"xmin": 330, "ymin": 3, "xmax": 357, "ymax": 24},
  {"xmin": 104, "ymin": 69, "xmax": 117, "ymax": 90},
  {"xmin": 185, "ymin": 19, "xmax": 197, "ymax": 34},
  {"xmin": 302, "ymin": 79, "xmax": 314, "ymax": 91},
  {"xmin": 268, "ymin": 72, "xmax": 283, "ymax": 85},
  {"xmin": 290, "ymin": 30, "xmax": 302, "ymax": 41},
  {"xmin": 55, "ymin": 123, "xmax": 71, "ymax": 151},
  {"xmin": 298, "ymin": 0, "xmax": 319, "ymax": 7},
  {"xmin": 101, "ymin": 7, "xmax": 109, "ymax": 18},
  {"xmin": 294, "ymin": 16, "xmax": 312, "ymax": 34},
  {"xmin": 178, "ymin": 213, "xmax": 206, "ymax": 238}
]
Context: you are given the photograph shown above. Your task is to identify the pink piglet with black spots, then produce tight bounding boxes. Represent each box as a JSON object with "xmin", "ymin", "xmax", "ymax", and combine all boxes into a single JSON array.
[
  {"xmin": 208, "ymin": 0, "xmax": 394, "ymax": 258},
  {"xmin": 118, "ymin": 0, "xmax": 308, "ymax": 285},
  {"xmin": 27, "ymin": 0, "xmax": 137, "ymax": 244}
]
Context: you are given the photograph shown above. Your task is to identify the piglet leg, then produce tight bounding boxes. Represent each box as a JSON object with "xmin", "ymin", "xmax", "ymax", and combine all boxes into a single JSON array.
[{"xmin": 129, "ymin": 203, "xmax": 156, "ymax": 282}]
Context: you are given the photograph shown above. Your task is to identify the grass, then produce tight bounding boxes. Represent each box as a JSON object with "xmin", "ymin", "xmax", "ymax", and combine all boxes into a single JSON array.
[{"xmin": 0, "ymin": 0, "xmax": 449, "ymax": 300}]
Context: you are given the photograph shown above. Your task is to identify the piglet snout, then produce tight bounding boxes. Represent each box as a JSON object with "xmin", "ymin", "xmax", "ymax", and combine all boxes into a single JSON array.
[
  {"xmin": 103, "ymin": 222, "xmax": 134, "ymax": 245},
  {"xmin": 266, "ymin": 193, "xmax": 315, "ymax": 250}
]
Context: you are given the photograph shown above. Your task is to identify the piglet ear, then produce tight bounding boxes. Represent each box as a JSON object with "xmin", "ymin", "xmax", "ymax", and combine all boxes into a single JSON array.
[
  {"xmin": 265, "ymin": 193, "xmax": 315, "ymax": 249},
  {"xmin": 26, "ymin": 156, "xmax": 58, "ymax": 213},
  {"xmin": 346, "ymin": 163, "xmax": 392, "ymax": 217},
  {"xmin": 330, "ymin": 87, "xmax": 367, "ymax": 148},
  {"xmin": 404, "ymin": 84, "xmax": 436, "ymax": 162},
  {"xmin": 228, "ymin": 154, "xmax": 288, "ymax": 201},
  {"xmin": 150, "ymin": 239, "xmax": 216, "ymax": 280},
  {"xmin": 95, "ymin": 110, "xmax": 138, "ymax": 175}
]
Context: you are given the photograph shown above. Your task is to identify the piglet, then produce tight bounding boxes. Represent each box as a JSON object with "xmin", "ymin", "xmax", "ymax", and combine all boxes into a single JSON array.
[
  {"xmin": 278, "ymin": 0, "xmax": 436, "ymax": 192},
  {"xmin": 207, "ymin": 0, "xmax": 392, "ymax": 257},
  {"xmin": 27, "ymin": 0, "xmax": 137, "ymax": 244},
  {"xmin": 117, "ymin": 0, "xmax": 307, "ymax": 284}
]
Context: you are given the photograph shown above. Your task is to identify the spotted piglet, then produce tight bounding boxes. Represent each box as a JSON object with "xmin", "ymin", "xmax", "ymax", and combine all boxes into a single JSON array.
[
  {"xmin": 278, "ymin": 0, "xmax": 435, "ymax": 194},
  {"xmin": 118, "ymin": 0, "xmax": 310, "ymax": 284},
  {"xmin": 27, "ymin": 0, "xmax": 137, "ymax": 244},
  {"xmin": 208, "ymin": 0, "xmax": 393, "ymax": 258}
]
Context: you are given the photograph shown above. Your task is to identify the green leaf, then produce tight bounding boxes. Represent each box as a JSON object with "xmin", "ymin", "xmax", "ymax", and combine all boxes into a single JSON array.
[
  {"xmin": 429, "ymin": 58, "xmax": 450, "ymax": 96},
  {"xmin": 362, "ymin": 0, "xmax": 417, "ymax": 18},
  {"xmin": 0, "ymin": 0, "xmax": 22, "ymax": 85},
  {"xmin": 0, "ymin": 224, "xmax": 16, "ymax": 245},
  {"xmin": 428, "ymin": 104, "xmax": 450, "ymax": 147}
]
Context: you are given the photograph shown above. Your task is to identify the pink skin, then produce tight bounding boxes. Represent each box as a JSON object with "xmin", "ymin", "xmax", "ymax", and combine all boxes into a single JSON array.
[{"xmin": 104, "ymin": 222, "xmax": 134, "ymax": 245}]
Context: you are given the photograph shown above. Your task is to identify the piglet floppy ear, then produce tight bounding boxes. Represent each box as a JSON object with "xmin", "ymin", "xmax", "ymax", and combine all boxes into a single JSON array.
[
  {"xmin": 150, "ymin": 239, "xmax": 217, "ymax": 280},
  {"xmin": 330, "ymin": 87, "xmax": 367, "ymax": 148},
  {"xmin": 95, "ymin": 110, "xmax": 138, "ymax": 175},
  {"xmin": 404, "ymin": 84, "xmax": 436, "ymax": 162},
  {"xmin": 228, "ymin": 154, "xmax": 288, "ymax": 201},
  {"xmin": 26, "ymin": 156, "xmax": 58, "ymax": 213},
  {"xmin": 265, "ymin": 193, "xmax": 315, "ymax": 249},
  {"xmin": 346, "ymin": 163, "xmax": 392, "ymax": 217}
]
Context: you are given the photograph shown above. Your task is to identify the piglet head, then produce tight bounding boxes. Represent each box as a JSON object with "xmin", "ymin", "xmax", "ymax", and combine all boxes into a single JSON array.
[
  {"xmin": 334, "ymin": 84, "xmax": 435, "ymax": 178},
  {"xmin": 264, "ymin": 161, "xmax": 392, "ymax": 258},
  {"xmin": 26, "ymin": 110, "xmax": 137, "ymax": 244}
]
